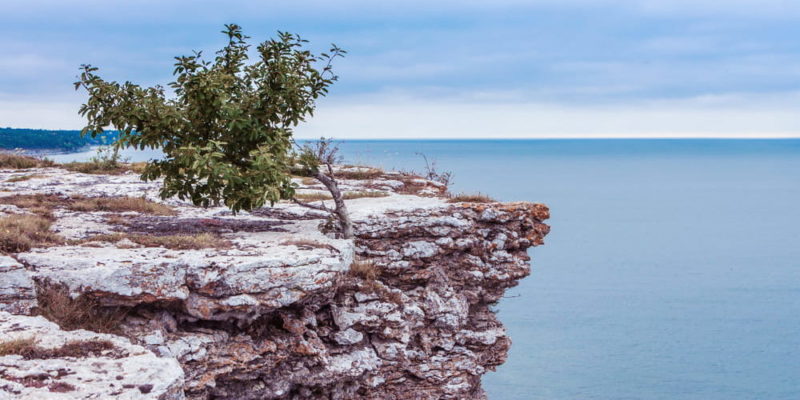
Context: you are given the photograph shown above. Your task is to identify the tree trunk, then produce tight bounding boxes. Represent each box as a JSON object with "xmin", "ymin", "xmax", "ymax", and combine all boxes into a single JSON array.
[{"xmin": 313, "ymin": 171, "xmax": 354, "ymax": 239}]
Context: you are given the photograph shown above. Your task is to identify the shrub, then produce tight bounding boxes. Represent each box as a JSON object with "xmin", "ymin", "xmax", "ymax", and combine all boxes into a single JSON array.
[
  {"xmin": 60, "ymin": 145, "xmax": 129, "ymax": 174},
  {"xmin": 0, "ymin": 214, "xmax": 63, "ymax": 252},
  {"xmin": 349, "ymin": 259, "xmax": 379, "ymax": 281}
]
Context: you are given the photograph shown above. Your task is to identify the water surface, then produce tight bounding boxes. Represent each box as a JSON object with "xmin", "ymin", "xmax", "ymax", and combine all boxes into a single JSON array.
[{"xmin": 55, "ymin": 140, "xmax": 800, "ymax": 400}]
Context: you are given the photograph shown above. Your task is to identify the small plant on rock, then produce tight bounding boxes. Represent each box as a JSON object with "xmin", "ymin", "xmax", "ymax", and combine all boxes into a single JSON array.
[{"xmin": 294, "ymin": 138, "xmax": 354, "ymax": 238}]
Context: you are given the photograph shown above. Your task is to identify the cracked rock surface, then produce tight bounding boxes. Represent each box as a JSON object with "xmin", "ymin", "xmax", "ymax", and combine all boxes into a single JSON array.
[
  {"xmin": 0, "ymin": 166, "xmax": 549, "ymax": 399},
  {"xmin": 0, "ymin": 312, "xmax": 184, "ymax": 400}
]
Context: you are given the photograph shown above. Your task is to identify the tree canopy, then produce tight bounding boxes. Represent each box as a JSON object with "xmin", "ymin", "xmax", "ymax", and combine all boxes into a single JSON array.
[{"xmin": 75, "ymin": 24, "xmax": 344, "ymax": 213}]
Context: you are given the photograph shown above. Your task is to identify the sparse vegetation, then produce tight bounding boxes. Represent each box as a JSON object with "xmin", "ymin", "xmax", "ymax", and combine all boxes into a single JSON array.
[
  {"xmin": 0, "ymin": 153, "xmax": 54, "ymax": 169},
  {"xmin": 60, "ymin": 161, "xmax": 144, "ymax": 175},
  {"xmin": 300, "ymin": 177, "xmax": 318, "ymax": 186},
  {"xmin": 294, "ymin": 190, "xmax": 388, "ymax": 202},
  {"xmin": 349, "ymin": 259, "xmax": 379, "ymax": 281},
  {"xmin": 336, "ymin": 167, "xmax": 383, "ymax": 180},
  {"xmin": 343, "ymin": 191, "xmax": 389, "ymax": 200},
  {"xmin": 294, "ymin": 192, "xmax": 333, "ymax": 202},
  {"xmin": 5, "ymin": 174, "xmax": 46, "ymax": 182},
  {"xmin": 68, "ymin": 196, "xmax": 175, "ymax": 216},
  {"xmin": 447, "ymin": 193, "xmax": 496, "ymax": 203},
  {"xmin": 0, "ymin": 194, "xmax": 175, "ymax": 216},
  {"xmin": 34, "ymin": 285, "xmax": 128, "ymax": 333},
  {"xmin": 417, "ymin": 153, "xmax": 453, "ymax": 187},
  {"xmin": 81, "ymin": 232, "xmax": 231, "ymax": 250},
  {"xmin": 0, "ymin": 194, "xmax": 66, "ymax": 210},
  {"xmin": 294, "ymin": 138, "xmax": 354, "ymax": 238},
  {"xmin": 0, "ymin": 336, "xmax": 117, "ymax": 359},
  {"xmin": 0, "ymin": 336, "xmax": 38, "ymax": 356},
  {"xmin": 0, "ymin": 214, "xmax": 63, "ymax": 252}
]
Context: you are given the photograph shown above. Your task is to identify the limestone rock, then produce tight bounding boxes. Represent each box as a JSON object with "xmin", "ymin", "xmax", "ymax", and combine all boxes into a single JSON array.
[
  {"xmin": 0, "ymin": 166, "xmax": 549, "ymax": 399},
  {"xmin": 0, "ymin": 312, "xmax": 184, "ymax": 400}
]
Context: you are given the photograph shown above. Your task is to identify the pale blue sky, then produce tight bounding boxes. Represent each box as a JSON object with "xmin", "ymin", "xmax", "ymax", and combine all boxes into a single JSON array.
[{"xmin": 1, "ymin": 0, "xmax": 799, "ymax": 137}]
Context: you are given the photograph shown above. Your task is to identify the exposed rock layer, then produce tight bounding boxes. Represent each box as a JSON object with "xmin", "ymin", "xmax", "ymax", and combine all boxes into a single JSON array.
[{"xmin": 0, "ymin": 166, "xmax": 549, "ymax": 399}]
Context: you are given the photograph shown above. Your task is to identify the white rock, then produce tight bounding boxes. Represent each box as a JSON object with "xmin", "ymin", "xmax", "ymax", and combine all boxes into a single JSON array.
[{"xmin": 0, "ymin": 312, "xmax": 184, "ymax": 400}]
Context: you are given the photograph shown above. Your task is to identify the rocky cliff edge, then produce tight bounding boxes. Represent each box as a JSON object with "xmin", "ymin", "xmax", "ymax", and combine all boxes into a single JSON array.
[{"xmin": 0, "ymin": 165, "xmax": 549, "ymax": 399}]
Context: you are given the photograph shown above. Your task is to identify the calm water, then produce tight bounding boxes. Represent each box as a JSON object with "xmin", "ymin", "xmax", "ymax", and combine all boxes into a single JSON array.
[{"xmin": 55, "ymin": 140, "xmax": 800, "ymax": 399}]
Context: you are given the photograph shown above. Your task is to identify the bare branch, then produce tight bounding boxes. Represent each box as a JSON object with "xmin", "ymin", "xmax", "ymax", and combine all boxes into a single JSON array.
[{"xmin": 291, "ymin": 198, "xmax": 331, "ymax": 213}]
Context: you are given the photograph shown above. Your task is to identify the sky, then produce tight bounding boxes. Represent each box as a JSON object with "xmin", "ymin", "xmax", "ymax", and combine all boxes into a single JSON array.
[{"xmin": 1, "ymin": 0, "xmax": 799, "ymax": 138}]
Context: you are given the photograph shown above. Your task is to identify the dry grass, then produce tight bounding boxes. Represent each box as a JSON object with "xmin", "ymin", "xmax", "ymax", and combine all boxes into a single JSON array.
[
  {"xmin": 5, "ymin": 174, "xmax": 46, "ymax": 183},
  {"xmin": 0, "ymin": 194, "xmax": 175, "ymax": 217},
  {"xmin": 0, "ymin": 214, "xmax": 63, "ymax": 252},
  {"xmin": 103, "ymin": 214, "xmax": 131, "ymax": 226},
  {"xmin": 300, "ymin": 177, "xmax": 318, "ymax": 186},
  {"xmin": 0, "ymin": 336, "xmax": 116, "ymax": 360},
  {"xmin": 0, "ymin": 336, "xmax": 38, "ymax": 356},
  {"xmin": 294, "ymin": 192, "xmax": 333, "ymax": 202},
  {"xmin": 294, "ymin": 191, "xmax": 389, "ymax": 202},
  {"xmin": 82, "ymin": 232, "xmax": 231, "ymax": 250},
  {"xmin": 336, "ymin": 167, "xmax": 383, "ymax": 180},
  {"xmin": 68, "ymin": 196, "xmax": 176, "ymax": 216},
  {"xmin": 0, "ymin": 194, "xmax": 64, "ymax": 219},
  {"xmin": 446, "ymin": 193, "xmax": 496, "ymax": 203},
  {"xmin": 0, "ymin": 194, "xmax": 66, "ymax": 209},
  {"xmin": 59, "ymin": 161, "xmax": 147, "ymax": 175},
  {"xmin": 34, "ymin": 285, "xmax": 128, "ymax": 334},
  {"xmin": 0, "ymin": 153, "xmax": 54, "ymax": 169},
  {"xmin": 343, "ymin": 191, "xmax": 389, "ymax": 200},
  {"xmin": 349, "ymin": 259, "xmax": 379, "ymax": 281}
]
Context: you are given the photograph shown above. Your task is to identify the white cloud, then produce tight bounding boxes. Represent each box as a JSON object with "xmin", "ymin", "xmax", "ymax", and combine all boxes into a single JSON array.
[
  {"xmin": 296, "ymin": 92, "xmax": 800, "ymax": 139},
  {"xmin": 4, "ymin": 91, "xmax": 798, "ymax": 138}
]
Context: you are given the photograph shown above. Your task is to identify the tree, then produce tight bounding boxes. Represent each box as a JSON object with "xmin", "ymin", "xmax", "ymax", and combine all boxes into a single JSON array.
[
  {"xmin": 75, "ymin": 24, "xmax": 345, "ymax": 216},
  {"xmin": 295, "ymin": 138, "xmax": 353, "ymax": 238}
]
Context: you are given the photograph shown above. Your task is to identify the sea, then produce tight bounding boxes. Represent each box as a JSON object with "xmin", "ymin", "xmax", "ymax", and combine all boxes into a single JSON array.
[{"xmin": 51, "ymin": 139, "xmax": 800, "ymax": 400}]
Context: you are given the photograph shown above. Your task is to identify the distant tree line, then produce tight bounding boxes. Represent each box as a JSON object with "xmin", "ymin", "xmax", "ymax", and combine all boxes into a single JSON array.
[{"xmin": 0, "ymin": 128, "xmax": 118, "ymax": 151}]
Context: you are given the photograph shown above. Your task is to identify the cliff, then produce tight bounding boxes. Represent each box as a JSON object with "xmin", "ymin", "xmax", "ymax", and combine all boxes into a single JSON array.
[{"xmin": 0, "ymin": 165, "xmax": 549, "ymax": 399}]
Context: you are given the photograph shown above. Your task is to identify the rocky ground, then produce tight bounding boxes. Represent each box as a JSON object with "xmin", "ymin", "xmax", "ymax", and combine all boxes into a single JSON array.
[{"xmin": 0, "ymin": 165, "xmax": 549, "ymax": 399}]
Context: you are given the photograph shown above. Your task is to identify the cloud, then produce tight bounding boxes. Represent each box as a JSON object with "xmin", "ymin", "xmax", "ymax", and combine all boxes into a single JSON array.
[
  {"xmin": 295, "ymin": 92, "xmax": 800, "ymax": 139},
  {"xmin": 1, "ymin": 0, "xmax": 799, "ymax": 137}
]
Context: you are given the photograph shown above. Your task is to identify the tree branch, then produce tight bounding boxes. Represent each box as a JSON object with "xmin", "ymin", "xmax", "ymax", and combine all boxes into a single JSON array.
[{"xmin": 291, "ymin": 198, "xmax": 331, "ymax": 212}]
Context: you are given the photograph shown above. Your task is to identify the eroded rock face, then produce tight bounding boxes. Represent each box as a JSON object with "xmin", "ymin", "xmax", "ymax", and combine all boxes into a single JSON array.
[
  {"xmin": 0, "ymin": 312, "xmax": 184, "ymax": 400},
  {"xmin": 0, "ymin": 166, "xmax": 549, "ymax": 399}
]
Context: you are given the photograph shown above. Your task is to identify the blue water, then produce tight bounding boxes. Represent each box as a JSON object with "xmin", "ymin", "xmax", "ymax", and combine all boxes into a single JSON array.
[{"xmin": 55, "ymin": 140, "xmax": 800, "ymax": 399}]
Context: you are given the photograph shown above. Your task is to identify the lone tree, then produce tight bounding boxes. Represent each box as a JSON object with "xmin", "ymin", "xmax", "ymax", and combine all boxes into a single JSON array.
[{"xmin": 75, "ymin": 24, "xmax": 354, "ymax": 237}]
